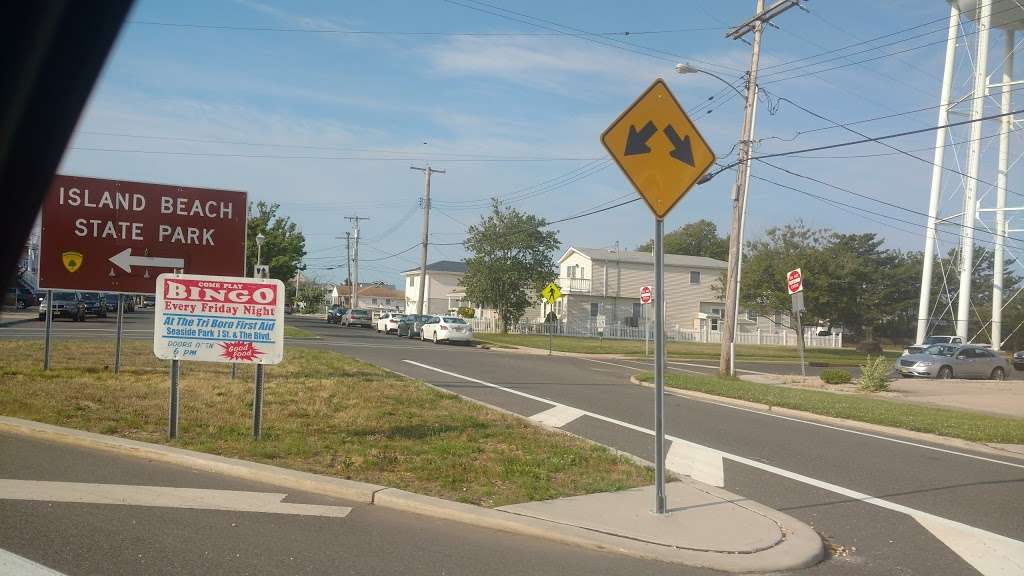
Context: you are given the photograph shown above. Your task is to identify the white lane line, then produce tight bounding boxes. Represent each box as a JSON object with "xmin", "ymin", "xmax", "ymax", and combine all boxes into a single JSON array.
[
  {"xmin": 0, "ymin": 480, "xmax": 351, "ymax": 517},
  {"xmin": 579, "ymin": 358, "xmax": 1024, "ymax": 471},
  {"xmin": 530, "ymin": 405, "xmax": 586, "ymax": 428},
  {"xmin": 403, "ymin": 359, "xmax": 1024, "ymax": 576},
  {"xmin": 0, "ymin": 548, "xmax": 66, "ymax": 576},
  {"xmin": 666, "ymin": 439, "xmax": 724, "ymax": 487}
]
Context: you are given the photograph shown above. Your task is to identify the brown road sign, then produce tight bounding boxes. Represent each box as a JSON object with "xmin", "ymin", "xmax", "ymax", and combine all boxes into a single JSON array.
[
  {"xmin": 39, "ymin": 175, "xmax": 247, "ymax": 294},
  {"xmin": 601, "ymin": 79, "xmax": 715, "ymax": 219}
]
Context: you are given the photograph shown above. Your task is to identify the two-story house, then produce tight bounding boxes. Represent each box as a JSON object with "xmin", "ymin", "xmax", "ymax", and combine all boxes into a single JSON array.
[
  {"xmin": 551, "ymin": 246, "xmax": 750, "ymax": 334},
  {"xmin": 402, "ymin": 260, "xmax": 470, "ymax": 315}
]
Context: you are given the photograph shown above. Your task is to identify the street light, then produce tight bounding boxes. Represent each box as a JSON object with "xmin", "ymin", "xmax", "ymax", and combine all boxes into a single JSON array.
[
  {"xmin": 675, "ymin": 62, "xmax": 748, "ymax": 100},
  {"xmin": 255, "ymin": 233, "xmax": 266, "ymax": 266}
]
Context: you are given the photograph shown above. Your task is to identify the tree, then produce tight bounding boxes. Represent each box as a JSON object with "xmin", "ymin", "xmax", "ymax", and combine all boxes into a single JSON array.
[
  {"xmin": 246, "ymin": 202, "xmax": 306, "ymax": 297},
  {"xmin": 461, "ymin": 201, "xmax": 560, "ymax": 331},
  {"xmin": 637, "ymin": 219, "xmax": 729, "ymax": 260}
]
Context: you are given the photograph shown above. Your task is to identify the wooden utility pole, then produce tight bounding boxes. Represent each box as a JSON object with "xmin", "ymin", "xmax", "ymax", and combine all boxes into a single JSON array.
[{"xmin": 410, "ymin": 166, "xmax": 445, "ymax": 315}]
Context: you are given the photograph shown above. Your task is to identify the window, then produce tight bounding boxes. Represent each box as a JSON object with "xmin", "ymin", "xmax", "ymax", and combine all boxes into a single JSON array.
[
  {"xmin": 590, "ymin": 303, "xmax": 599, "ymax": 317},
  {"xmin": 710, "ymin": 318, "xmax": 720, "ymax": 331},
  {"xmin": 372, "ymin": 298, "xmax": 378, "ymax": 305},
  {"xmin": 568, "ymin": 265, "xmax": 577, "ymax": 279},
  {"xmin": 690, "ymin": 271, "xmax": 701, "ymax": 284},
  {"xmin": 632, "ymin": 302, "xmax": 641, "ymax": 319},
  {"xmin": 710, "ymin": 307, "xmax": 723, "ymax": 318},
  {"xmin": 408, "ymin": 276, "xmax": 414, "ymax": 288},
  {"xmin": 774, "ymin": 312, "xmax": 783, "ymax": 325},
  {"xmin": 746, "ymin": 310, "xmax": 757, "ymax": 321}
]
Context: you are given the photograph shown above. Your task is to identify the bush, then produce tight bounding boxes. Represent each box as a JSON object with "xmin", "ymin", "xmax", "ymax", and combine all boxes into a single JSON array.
[
  {"xmin": 858, "ymin": 356, "xmax": 892, "ymax": 392},
  {"xmin": 820, "ymin": 368, "xmax": 852, "ymax": 385},
  {"xmin": 457, "ymin": 307, "xmax": 475, "ymax": 319}
]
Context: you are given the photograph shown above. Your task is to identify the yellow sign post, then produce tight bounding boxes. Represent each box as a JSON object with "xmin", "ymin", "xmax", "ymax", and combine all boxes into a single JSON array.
[
  {"xmin": 600, "ymin": 78, "xmax": 715, "ymax": 219},
  {"xmin": 602, "ymin": 78, "xmax": 715, "ymax": 515},
  {"xmin": 541, "ymin": 282, "xmax": 561, "ymax": 356}
]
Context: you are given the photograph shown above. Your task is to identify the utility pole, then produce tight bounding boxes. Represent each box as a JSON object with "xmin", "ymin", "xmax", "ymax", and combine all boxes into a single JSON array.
[
  {"xmin": 345, "ymin": 216, "xmax": 369, "ymax": 308},
  {"xmin": 720, "ymin": 0, "xmax": 802, "ymax": 377},
  {"xmin": 335, "ymin": 231, "xmax": 353, "ymax": 306},
  {"xmin": 411, "ymin": 165, "xmax": 445, "ymax": 315}
]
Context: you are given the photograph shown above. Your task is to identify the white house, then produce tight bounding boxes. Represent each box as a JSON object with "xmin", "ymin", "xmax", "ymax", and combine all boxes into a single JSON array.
[
  {"xmin": 402, "ymin": 260, "xmax": 471, "ymax": 315},
  {"xmin": 552, "ymin": 246, "xmax": 777, "ymax": 335}
]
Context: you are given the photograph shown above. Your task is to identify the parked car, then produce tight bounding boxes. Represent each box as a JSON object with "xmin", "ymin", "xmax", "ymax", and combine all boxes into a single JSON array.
[
  {"xmin": 327, "ymin": 304, "xmax": 346, "ymax": 324},
  {"xmin": 37, "ymin": 291, "xmax": 87, "ymax": 322},
  {"xmin": 420, "ymin": 315, "xmax": 474, "ymax": 344},
  {"xmin": 139, "ymin": 295, "xmax": 156, "ymax": 309},
  {"xmin": 397, "ymin": 314, "xmax": 432, "ymax": 338},
  {"xmin": 902, "ymin": 335, "xmax": 963, "ymax": 356},
  {"xmin": 1012, "ymin": 351, "xmax": 1024, "ymax": 371},
  {"xmin": 376, "ymin": 312, "xmax": 405, "ymax": 334},
  {"xmin": 79, "ymin": 292, "xmax": 107, "ymax": 318},
  {"xmin": 99, "ymin": 293, "xmax": 135, "ymax": 313},
  {"xmin": 341, "ymin": 308, "xmax": 373, "ymax": 328},
  {"xmin": 896, "ymin": 344, "xmax": 1008, "ymax": 380}
]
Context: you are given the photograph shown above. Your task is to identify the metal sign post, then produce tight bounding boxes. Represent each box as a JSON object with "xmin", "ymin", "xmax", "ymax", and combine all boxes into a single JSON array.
[
  {"xmin": 792, "ymin": 291, "xmax": 807, "ymax": 377},
  {"xmin": 541, "ymin": 282, "xmax": 562, "ymax": 357},
  {"xmin": 43, "ymin": 289, "xmax": 53, "ymax": 370},
  {"xmin": 654, "ymin": 218, "xmax": 667, "ymax": 514},
  {"xmin": 113, "ymin": 294, "xmax": 124, "ymax": 374},
  {"xmin": 601, "ymin": 78, "xmax": 715, "ymax": 516},
  {"xmin": 169, "ymin": 359, "xmax": 180, "ymax": 439},
  {"xmin": 253, "ymin": 364, "xmax": 264, "ymax": 440}
]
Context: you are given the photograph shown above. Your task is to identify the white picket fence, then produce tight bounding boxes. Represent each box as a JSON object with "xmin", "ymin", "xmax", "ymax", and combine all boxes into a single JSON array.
[{"xmin": 468, "ymin": 318, "xmax": 843, "ymax": 348}]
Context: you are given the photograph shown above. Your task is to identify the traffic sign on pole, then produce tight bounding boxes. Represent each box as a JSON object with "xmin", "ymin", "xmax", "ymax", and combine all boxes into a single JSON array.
[
  {"xmin": 541, "ymin": 282, "xmax": 562, "ymax": 304},
  {"xmin": 640, "ymin": 285, "xmax": 653, "ymax": 305},
  {"xmin": 601, "ymin": 79, "xmax": 716, "ymax": 219},
  {"xmin": 787, "ymin": 268, "xmax": 803, "ymax": 295},
  {"xmin": 602, "ymin": 79, "xmax": 714, "ymax": 516},
  {"xmin": 39, "ymin": 175, "xmax": 247, "ymax": 294}
]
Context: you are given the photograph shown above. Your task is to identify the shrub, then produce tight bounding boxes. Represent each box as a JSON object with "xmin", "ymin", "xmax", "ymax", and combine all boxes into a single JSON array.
[
  {"xmin": 820, "ymin": 368, "xmax": 852, "ymax": 385},
  {"xmin": 858, "ymin": 356, "xmax": 892, "ymax": 392},
  {"xmin": 457, "ymin": 307, "xmax": 475, "ymax": 319}
]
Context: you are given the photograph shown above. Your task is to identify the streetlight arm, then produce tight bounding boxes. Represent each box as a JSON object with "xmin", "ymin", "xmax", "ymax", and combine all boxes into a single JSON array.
[{"xmin": 675, "ymin": 63, "xmax": 748, "ymax": 101}]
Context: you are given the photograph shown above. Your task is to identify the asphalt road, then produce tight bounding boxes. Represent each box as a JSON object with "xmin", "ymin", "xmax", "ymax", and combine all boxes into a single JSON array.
[{"xmin": 3, "ymin": 311, "xmax": 1024, "ymax": 575}]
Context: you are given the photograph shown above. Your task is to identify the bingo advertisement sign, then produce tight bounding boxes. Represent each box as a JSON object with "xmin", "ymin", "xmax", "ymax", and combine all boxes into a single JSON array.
[{"xmin": 153, "ymin": 273, "xmax": 284, "ymax": 364}]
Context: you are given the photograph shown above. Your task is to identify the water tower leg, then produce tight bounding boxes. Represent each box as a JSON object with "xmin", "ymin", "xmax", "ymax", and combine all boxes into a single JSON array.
[
  {"xmin": 993, "ymin": 30, "xmax": 1014, "ymax": 351},
  {"xmin": 956, "ymin": 0, "xmax": 993, "ymax": 341},
  {"xmin": 917, "ymin": 2, "xmax": 961, "ymax": 344}
]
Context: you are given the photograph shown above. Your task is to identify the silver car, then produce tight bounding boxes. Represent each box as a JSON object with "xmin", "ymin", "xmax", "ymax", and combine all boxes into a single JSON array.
[{"xmin": 896, "ymin": 344, "xmax": 1008, "ymax": 380}]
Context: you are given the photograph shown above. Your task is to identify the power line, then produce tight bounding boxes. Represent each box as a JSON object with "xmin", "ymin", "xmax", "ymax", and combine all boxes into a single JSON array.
[
  {"xmin": 126, "ymin": 20, "xmax": 728, "ymax": 36},
  {"xmin": 67, "ymin": 146, "xmax": 598, "ymax": 163}
]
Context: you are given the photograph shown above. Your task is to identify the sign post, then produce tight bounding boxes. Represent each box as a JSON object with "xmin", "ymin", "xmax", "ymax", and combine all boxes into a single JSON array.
[
  {"xmin": 787, "ymin": 268, "xmax": 806, "ymax": 377},
  {"xmin": 43, "ymin": 290, "xmax": 53, "ymax": 370},
  {"xmin": 602, "ymin": 79, "xmax": 715, "ymax": 515},
  {"xmin": 154, "ymin": 273, "xmax": 285, "ymax": 440},
  {"xmin": 114, "ymin": 294, "xmax": 124, "ymax": 374},
  {"xmin": 541, "ymin": 282, "xmax": 562, "ymax": 356},
  {"xmin": 640, "ymin": 286, "xmax": 653, "ymax": 357}
]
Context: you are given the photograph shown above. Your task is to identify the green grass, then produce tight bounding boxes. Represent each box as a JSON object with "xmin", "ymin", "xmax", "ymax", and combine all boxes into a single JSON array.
[
  {"xmin": 0, "ymin": 339, "xmax": 651, "ymax": 507},
  {"xmin": 283, "ymin": 324, "xmax": 317, "ymax": 338},
  {"xmin": 476, "ymin": 334, "xmax": 899, "ymax": 365},
  {"xmin": 636, "ymin": 372, "xmax": 1024, "ymax": 444}
]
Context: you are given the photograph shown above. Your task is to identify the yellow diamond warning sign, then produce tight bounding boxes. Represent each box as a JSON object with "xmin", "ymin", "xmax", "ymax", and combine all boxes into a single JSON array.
[
  {"xmin": 541, "ymin": 282, "xmax": 561, "ymax": 304},
  {"xmin": 601, "ymin": 79, "xmax": 715, "ymax": 219},
  {"xmin": 62, "ymin": 251, "xmax": 83, "ymax": 273}
]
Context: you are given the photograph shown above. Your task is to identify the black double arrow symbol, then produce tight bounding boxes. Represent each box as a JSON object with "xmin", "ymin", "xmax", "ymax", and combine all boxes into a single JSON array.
[{"xmin": 623, "ymin": 120, "xmax": 694, "ymax": 167}]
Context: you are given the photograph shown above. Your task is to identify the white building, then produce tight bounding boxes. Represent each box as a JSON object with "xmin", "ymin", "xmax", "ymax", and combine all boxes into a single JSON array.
[
  {"xmin": 402, "ymin": 260, "xmax": 471, "ymax": 315},
  {"xmin": 551, "ymin": 246, "xmax": 767, "ymax": 335}
]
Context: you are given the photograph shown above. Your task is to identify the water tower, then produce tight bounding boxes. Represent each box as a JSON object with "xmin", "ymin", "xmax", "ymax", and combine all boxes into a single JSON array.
[{"xmin": 916, "ymin": 0, "xmax": 1024, "ymax": 349}]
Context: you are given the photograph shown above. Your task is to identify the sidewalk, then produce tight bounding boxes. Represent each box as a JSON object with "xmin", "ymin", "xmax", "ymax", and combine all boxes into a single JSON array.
[{"xmin": 0, "ymin": 416, "xmax": 823, "ymax": 573}]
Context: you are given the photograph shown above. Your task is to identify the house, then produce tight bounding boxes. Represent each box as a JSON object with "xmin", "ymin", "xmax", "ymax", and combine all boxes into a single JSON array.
[
  {"xmin": 553, "ymin": 246, "xmax": 767, "ymax": 335},
  {"xmin": 331, "ymin": 283, "xmax": 403, "ymax": 313},
  {"xmin": 402, "ymin": 260, "xmax": 470, "ymax": 315}
]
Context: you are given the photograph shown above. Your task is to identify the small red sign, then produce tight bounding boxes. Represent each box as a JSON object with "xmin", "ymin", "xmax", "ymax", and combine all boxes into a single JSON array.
[
  {"xmin": 787, "ymin": 268, "xmax": 803, "ymax": 295},
  {"xmin": 219, "ymin": 341, "xmax": 265, "ymax": 362},
  {"xmin": 640, "ymin": 285, "xmax": 653, "ymax": 304}
]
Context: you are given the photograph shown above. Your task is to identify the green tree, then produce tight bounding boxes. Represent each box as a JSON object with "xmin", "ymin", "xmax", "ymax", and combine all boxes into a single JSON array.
[
  {"xmin": 246, "ymin": 202, "xmax": 306, "ymax": 296},
  {"xmin": 461, "ymin": 201, "xmax": 560, "ymax": 331},
  {"xmin": 637, "ymin": 219, "xmax": 729, "ymax": 260}
]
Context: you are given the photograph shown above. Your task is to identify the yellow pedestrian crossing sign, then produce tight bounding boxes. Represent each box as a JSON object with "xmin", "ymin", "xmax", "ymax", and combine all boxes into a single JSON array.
[
  {"xmin": 601, "ymin": 78, "xmax": 715, "ymax": 219},
  {"xmin": 541, "ymin": 282, "xmax": 561, "ymax": 304}
]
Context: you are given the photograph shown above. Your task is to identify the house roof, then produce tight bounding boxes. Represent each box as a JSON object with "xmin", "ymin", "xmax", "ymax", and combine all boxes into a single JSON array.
[
  {"xmin": 563, "ymin": 246, "xmax": 727, "ymax": 269},
  {"xmin": 401, "ymin": 260, "xmax": 467, "ymax": 275},
  {"xmin": 334, "ymin": 285, "xmax": 404, "ymax": 298}
]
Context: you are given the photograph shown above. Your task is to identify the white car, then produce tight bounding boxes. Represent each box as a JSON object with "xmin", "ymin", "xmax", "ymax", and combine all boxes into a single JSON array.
[
  {"xmin": 420, "ymin": 315, "xmax": 474, "ymax": 344},
  {"xmin": 376, "ymin": 312, "xmax": 405, "ymax": 334}
]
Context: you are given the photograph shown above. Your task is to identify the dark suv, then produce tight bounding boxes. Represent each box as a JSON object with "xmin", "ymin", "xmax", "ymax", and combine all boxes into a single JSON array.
[
  {"xmin": 80, "ymin": 292, "xmax": 108, "ymax": 318},
  {"xmin": 327, "ymin": 304, "xmax": 347, "ymax": 324},
  {"xmin": 38, "ymin": 291, "xmax": 87, "ymax": 321}
]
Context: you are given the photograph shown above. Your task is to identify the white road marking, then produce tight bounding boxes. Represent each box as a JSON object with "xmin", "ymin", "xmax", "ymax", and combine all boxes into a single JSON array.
[
  {"xmin": 579, "ymin": 358, "xmax": 1024, "ymax": 471},
  {"xmin": 0, "ymin": 480, "xmax": 351, "ymax": 517},
  {"xmin": 0, "ymin": 548, "xmax": 66, "ymax": 576},
  {"xmin": 403, "ymin": 359, "xmax": 1024, "ymax": 576},
  {"xmin": 666, "ymin": 439, "xmax": 724, "ymax": 487},
  {"xmin": 530, "ymin": 405, "xmax": 586, "ymax": 428}
]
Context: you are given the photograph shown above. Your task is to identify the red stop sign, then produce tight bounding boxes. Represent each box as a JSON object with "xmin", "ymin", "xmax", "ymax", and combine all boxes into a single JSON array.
[
  {"xmin": 640, "ymin": 285, "xmax": 653, "ymax": 304},
  {"xmin": 787, "ymin": 268, "xmax": 803, "ymax": 295}
]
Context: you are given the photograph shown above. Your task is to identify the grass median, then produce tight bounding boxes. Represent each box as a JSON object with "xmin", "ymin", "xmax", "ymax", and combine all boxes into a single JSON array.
[
  {"xmin": 0, "ymin": 339, "xmax": 652, "ymax": 507},
  {"xmin": 636, "ymin": 371, "xmax": 1024, "ymax": 444},
  {"xmin": 283, "ymin": 324, "xmax": 317, "ymax": 338},
  {"xmin": 476, "ymin": 334, "xmax": 897, "ymax": 365}
]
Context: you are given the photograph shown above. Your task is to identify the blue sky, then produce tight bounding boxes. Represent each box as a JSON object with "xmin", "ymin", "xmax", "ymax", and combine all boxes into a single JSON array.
[{"xmin": 59, "ymin": 0, "xmax": 1022, "ymax": 287}]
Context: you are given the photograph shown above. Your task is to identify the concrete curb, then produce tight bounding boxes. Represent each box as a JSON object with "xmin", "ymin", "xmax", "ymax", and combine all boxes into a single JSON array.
[
  {"xmin": 628, "ymin": 375, "xmax": 1024, "ymax": 462},
  {"xmin": 0, "ymin": 416, "xmax": 823, "ymax": 572}
]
